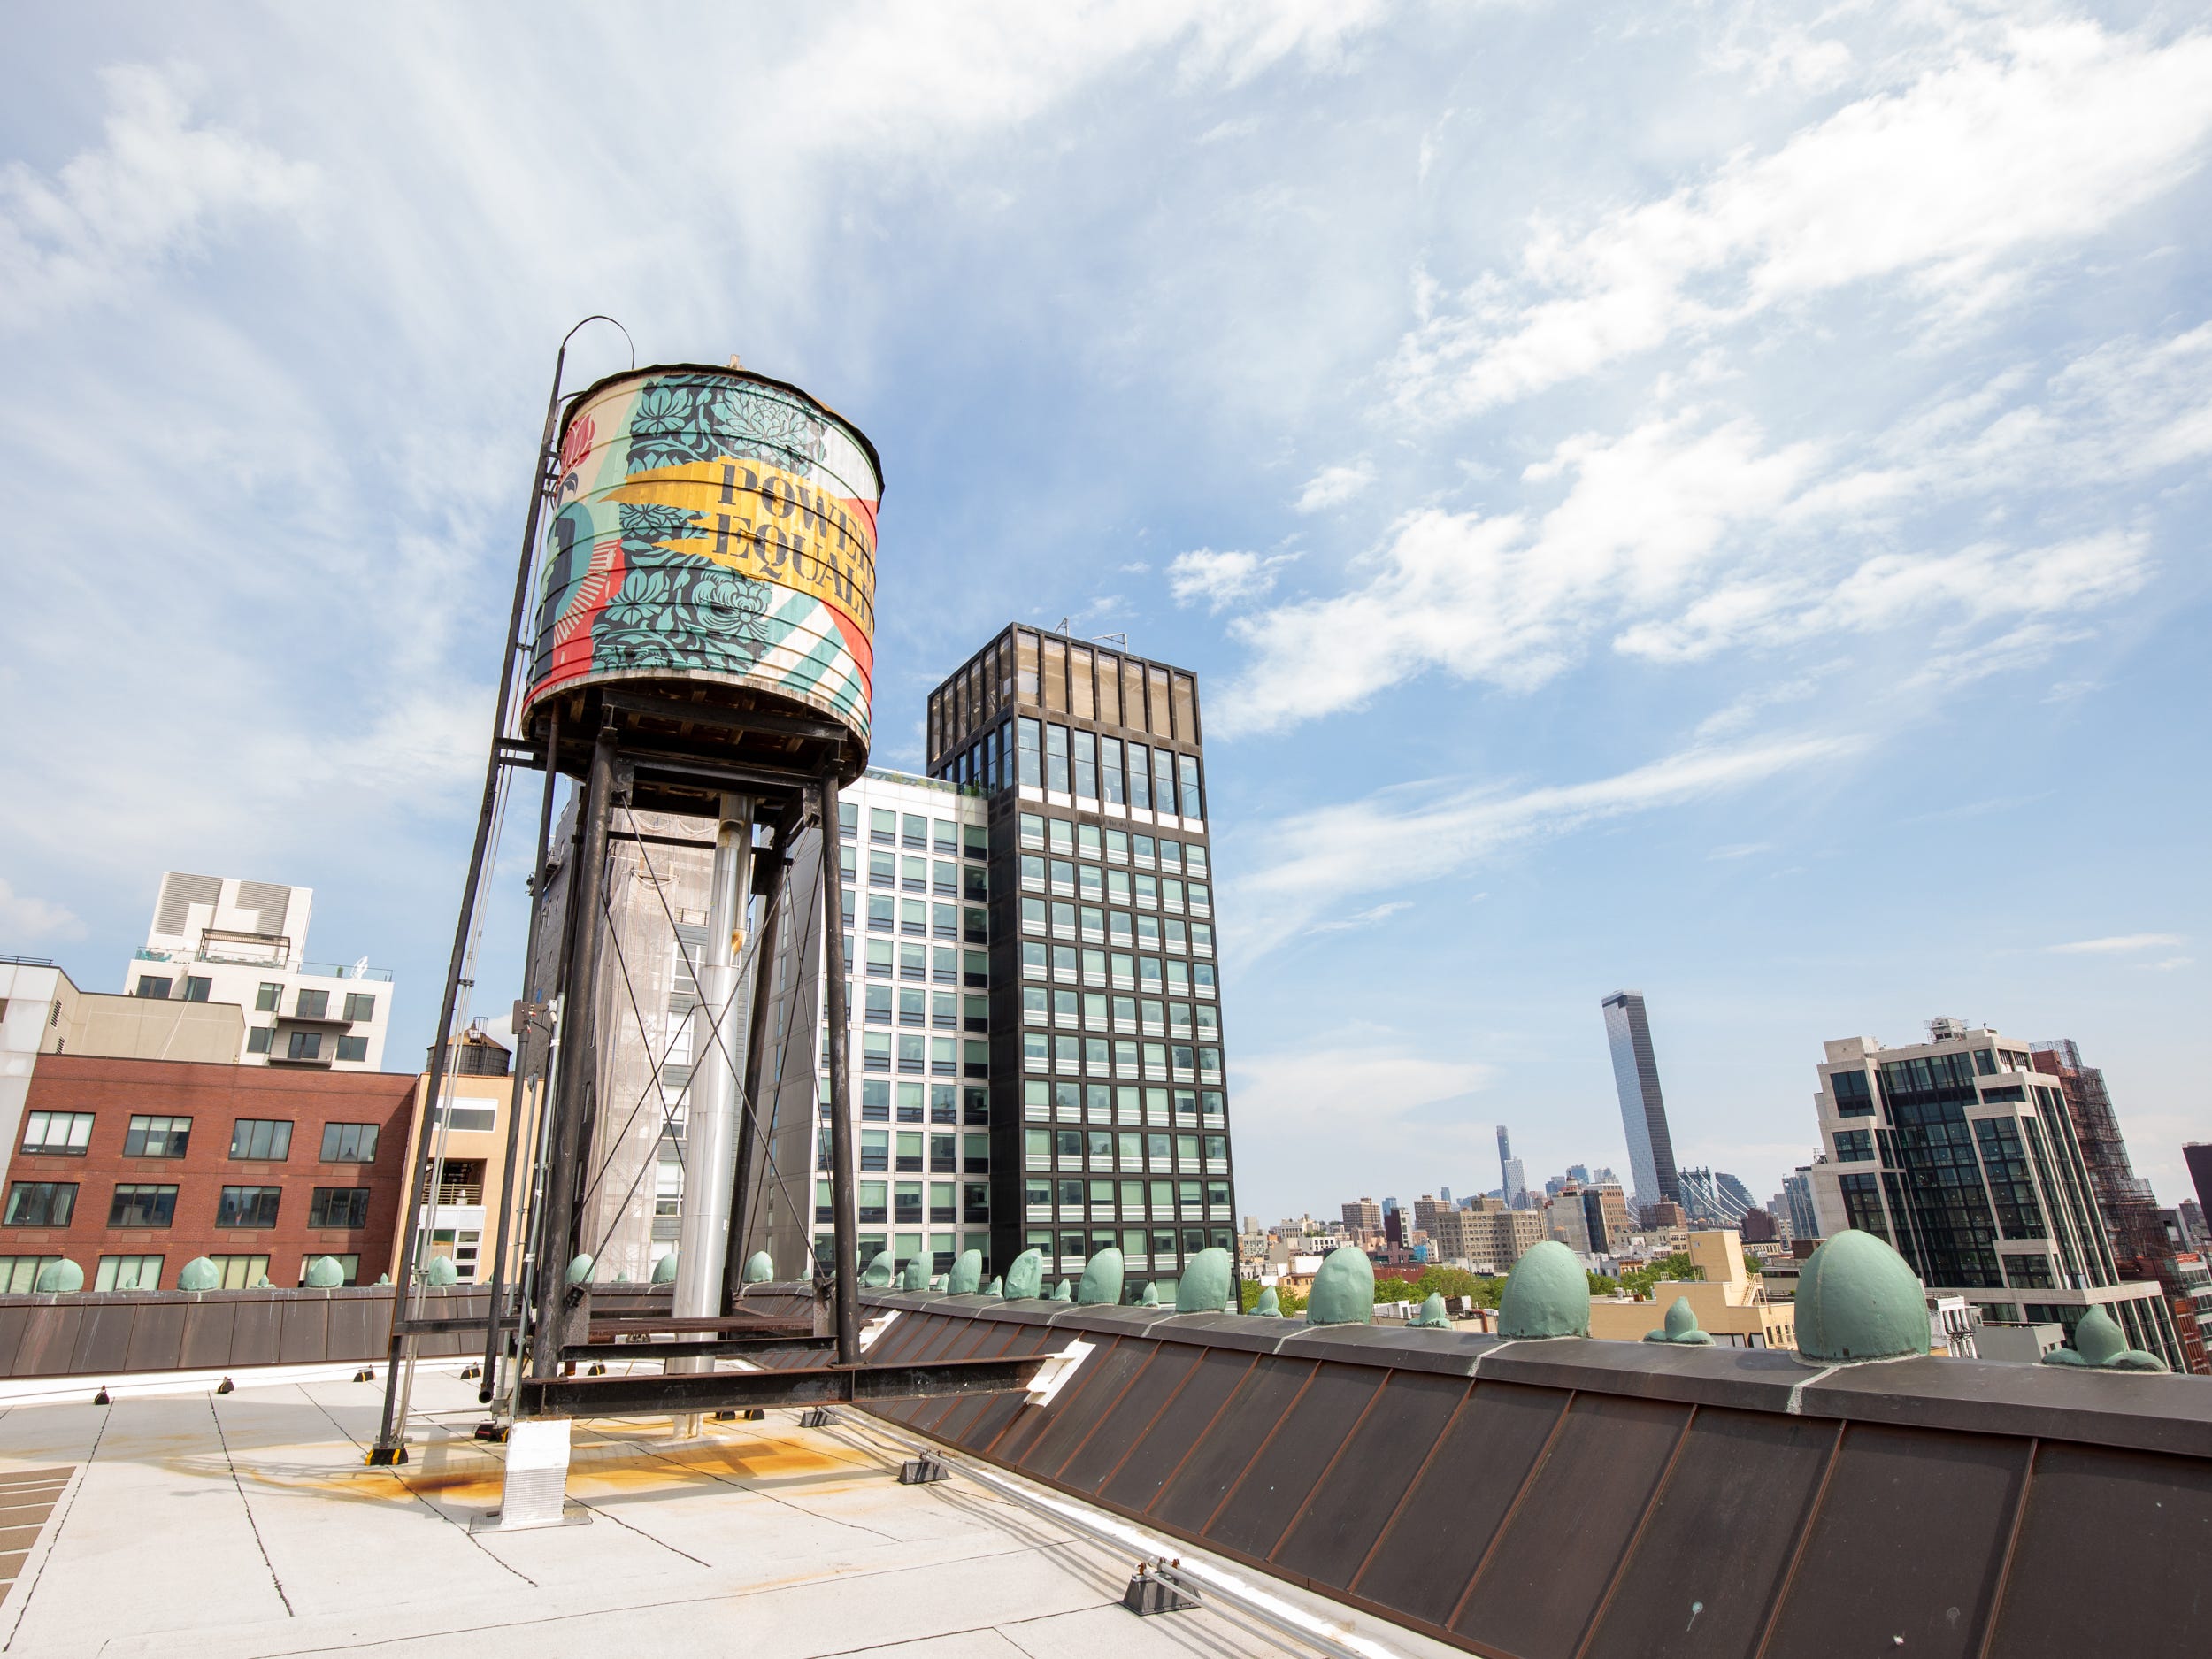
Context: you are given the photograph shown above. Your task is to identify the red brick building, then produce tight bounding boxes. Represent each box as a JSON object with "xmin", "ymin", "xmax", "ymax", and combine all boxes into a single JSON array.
[{"xmin": 0, "ymin": 1056, "xmax": 417, "ymax": 1291}]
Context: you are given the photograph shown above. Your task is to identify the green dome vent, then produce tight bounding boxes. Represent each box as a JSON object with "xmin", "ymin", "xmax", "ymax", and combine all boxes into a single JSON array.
[
  {"xmin": 947, "ymin": 1249, "xmax": 984, "ymax": 1294},
  {"xmin": 860, "ymin": 1250, "xmax": 894, "ymax": 1288},
  {"xmin": 2041, "ymin": 1306, "xmax": 2169, "ymax": 1372},
  {"xmin": 900, "ymin": 1254, "xmax": 932, "ymax": 1292},
  {"xmin": 743, "ymin": 1251, "xmax": 774, "ymax": 1284},
  {"xmin": 1252, "ymin": 1286, "xmax": 1282, "ymax": 1317},
  {"xmin": 1793, "ymin": 1229, "xmax": 1930, "ymax": 1363},
  {"xmin": 651, "ymin": 1252, "xmax": 679, "ymax": 1284},
  {"xmin": 35, "ymin": 1259, "xmax": 83, "ymax": 1294},
  {"xmin": 178, "ymin": 1258, "xmax": 220, "ymax": 1292},
  {"xmin": 1411, "ymin": 1292, "xmax": 1453, "ymax": 1329},
  {"xmin": 1645, "ymin": 1295, "xmax": 1714, "ymax": 1345},
  {"xmin": 1003, "ymin": 1249, "xmax": 1044, "ymax": 1300},
  {"xmin": 565, "ymin": 1253, "xmax": 595, "ymax": 1286},
  {"xmin": 305, "ymin": 1256, "xmax": 348, "ymax": 1288},
  {"xmin": 1306, "ymin": 1246, "xmax": 1375, "ymax": 1325},
  {"xmin": 1499, "ymin": 1240, "xmax": 1591, "ymax": 1339},
  {"xmin": 1077, "ymin": 1248, "xmax": 1124, "ymax": 1306},
  {"xmin": 1176, "ymin": 1248, "xmax": 1233, "ymax": 1313}
]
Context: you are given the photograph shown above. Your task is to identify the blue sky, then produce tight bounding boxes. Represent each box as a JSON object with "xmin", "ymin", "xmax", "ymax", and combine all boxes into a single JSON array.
[{"xmin": 3, "ymin": 2, "xmax": 2208, "ymax": 1221}]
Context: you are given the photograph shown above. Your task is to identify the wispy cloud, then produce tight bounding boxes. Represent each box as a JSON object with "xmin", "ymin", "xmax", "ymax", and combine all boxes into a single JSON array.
[
  {"xmin": 1294, "ymin": 459, "xmax": 1375, "ymax": 513},
  {"xmin": 1167, "ymin": 547, "xmax": 1299, "ymax": 611},
  {"xmin": 1708, "ymin": 842, "xmax": 1770, "ymax": 861},
  {"xmin": 2046, "ymin": 933, "xmax": 2185, "ymax": 955},
  {"xmin": 0, "ymin": 65, "xmax": 316, "ymax": 327},
  {"xmin": 1234, "ymin": 731, "xmax": 1860, "ymax": 954},
  {"xmin": 1303, "ymin": 899, "xmax": 1411, "ymax": 935},
  {"xmin": 0, "ymin": 878, "xmax": 84, "ymax": 941},
  {"xmin": 1389, "ymin": 22, "xmax": 2212, "ymax": 416}
]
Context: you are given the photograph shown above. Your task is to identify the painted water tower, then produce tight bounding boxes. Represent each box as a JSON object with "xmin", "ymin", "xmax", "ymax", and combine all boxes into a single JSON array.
[{"xmin": 521, "ymin": 363, "xmax": 883, "ymax": 792}]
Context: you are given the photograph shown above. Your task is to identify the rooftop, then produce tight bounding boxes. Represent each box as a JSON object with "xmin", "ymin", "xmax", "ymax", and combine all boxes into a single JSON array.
[{"xmin": 0, "ymin": 1366, "xmax": 1430, "ymax": 1659}]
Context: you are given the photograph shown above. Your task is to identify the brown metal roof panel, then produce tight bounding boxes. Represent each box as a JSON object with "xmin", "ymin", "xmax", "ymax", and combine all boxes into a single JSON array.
[
  {"xmin": 1353, "ymin": 1379, "xmax": 1568, "ymax": 1629},
  {"xmin": 1983, "ymin": 1440, "xmax": 2212, "ymax": 1657},
  {"xmin": 1271, "ymin": 1369, "xmax": 1471, "ymax": 1590},
  {"xmin": 68, "ymin": 1300, "xmax": 138, "ymax": 1376},
  {"xmin": 1761, "ymin": 1423, "xmax": 2030, "ymax": 1659},
  {"xmin": 1453, "ymin": 1392, "xmax": 1692, "ymax": 1657},
  {"xmin": 945, "ymin": 1327, "xmax": 1068, "ymax": 1454},
  {"xmin": 1797, "ymin": 1355, "xmax": 2212, "ymax": 1461},
  {"xmin": 1206, "ymin": 1361, "xmax": 1390, "ymax": 1561},
  {"xmin": 178, "ymin": 1301, "xmax": 239, "ymax": 1371},
  {"xmin": 1020, "ymin": 1337, "xmax": 1157, "ymax": 1479},
  {"xmin": 123, "ymin": 1300, "xmax": 188, "ymax": 1372},
  {"xmin": 325, "ymin": 1294, "xmax": 377, "ymax": 1363},
  {"xmin": 1100, "ymin": 1346, "xmax": 1257, "ymax": 1514},
  {"xmin": 1150, "ymin": 1355, "xmax": 1317, "ymax": 1534},
  {"xmin": 900, "ymin": 1320, "xmax": 1008, "ymax": 1436},
  {"xmin": 0, "ymin": 1305, "xmax": 29, "ymax": 1377},
  {"xmin": 1581, "ymin": 1407, "xmax": 1836, "ymax": 1659},
  {"xmin": 1058, "ymin": 1341, "xmax": 1199, "ymax": 1495},
  {"xmin": 994, "ymin": 1335, "xmax": 1140, "ymax": 1469},
  {"xmin": 277, "ymin": 1296, "xmax": 329, "ymax": 1365},
  {"xmin": 919, "ymin": 1323, "xmax": 1029, "ymax": 1444},
  {"xmin": 228, "ymin": 1297, "xmax": 280, "ymax": 1367}
]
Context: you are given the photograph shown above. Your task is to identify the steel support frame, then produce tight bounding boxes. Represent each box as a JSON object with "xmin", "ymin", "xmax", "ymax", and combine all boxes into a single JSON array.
[{"xmin": 518, "ymin": 1355, "xmax": 1048, "ymax": 1419}]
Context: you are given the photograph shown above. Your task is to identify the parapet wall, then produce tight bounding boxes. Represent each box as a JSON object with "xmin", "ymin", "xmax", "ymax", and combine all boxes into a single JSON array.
[{"xmin": 765, "ymin": 1287, "xmax": 2212, "ymax": 1659}]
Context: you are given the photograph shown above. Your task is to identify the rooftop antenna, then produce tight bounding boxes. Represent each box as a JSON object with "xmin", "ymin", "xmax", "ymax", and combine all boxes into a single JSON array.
[
  {"xmin": 1094, "ymin": 632, "xmax": 1128, "ymax": 649},
  {"xmin": 1056, "ymin": 617, "xmax": 1070, "ymax": 633},
  {"xmin": 727, "ymin": 353, "xmax": 743, "ymax": 370}
]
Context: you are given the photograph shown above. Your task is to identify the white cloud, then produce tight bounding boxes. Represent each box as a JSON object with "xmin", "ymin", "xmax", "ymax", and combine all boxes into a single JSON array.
[
  {"xmin": 1294, "ymin": 459, "xmax": 1376, "ymax": 513},
  {"xmin": 1217, "ymin": 412, "xmax": 1816, "ymax": 733},
  {"xmin": 1233, "ymin": 1038, "xmax": 1492, "ymax": 1143},
  {"xmin": 0, "ymin": 65, "xmax": 316, "ymax": 326},
  {"xmin": 2046, "ymin": 933, "xmax": 2185, "ymax": 955},
  {"xmin": 2142, "ymin": 956, "xmax": 2195, "ymax": 972},
  {"xmin": 1707, "ymin": 842, "xmax": 1770, "ymax": 860},
  {"xmin": 1234, "ymin": 731, "xmax": 1859, "ymax": 954},
  {"xmin": 1303, "ymin": 899, "xmax": 1411, "ymax": 935},
  {"xmin": 1392, "ymin": 22, "xmax": 2212, "ymax": 415},
  {"xmin": 1167, "ymin": 547, "xmax": 1299, "ymax": 611},
  {"xmin": 0, "ymin": 878, "xmax": 83, "ymax": 941}
]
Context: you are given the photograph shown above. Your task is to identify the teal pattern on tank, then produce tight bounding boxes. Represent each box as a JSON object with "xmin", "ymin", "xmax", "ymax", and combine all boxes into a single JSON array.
[
  {"xmin": 593, "ymin": 501, "xmax": 771, "ymax": 674},
  {"xmin": 624, "ymin": 373, "xmax": 827, "ymax": 477}
]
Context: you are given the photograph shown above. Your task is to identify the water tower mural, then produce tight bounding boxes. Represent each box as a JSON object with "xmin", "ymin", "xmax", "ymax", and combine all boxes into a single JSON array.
[{"xmin": 525, "ymin": 366, "xmax": 883, "ymax": 757}]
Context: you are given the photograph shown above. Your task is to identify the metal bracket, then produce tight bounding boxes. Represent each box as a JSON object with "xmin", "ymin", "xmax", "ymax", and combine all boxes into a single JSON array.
[
  {"xmin": 897, "ymin": 1455, "xmax": 951, "ymax": 1486},
  {"xmin": 1124, "ymin": 1564, "xmax": 1202, "ymax": 1617}
]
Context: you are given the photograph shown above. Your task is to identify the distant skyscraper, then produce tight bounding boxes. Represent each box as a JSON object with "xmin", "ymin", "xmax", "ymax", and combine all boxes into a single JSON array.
[
  {"xmin": 2183, "ymin": 1144, "xmax": 2212, "ymax": 1237},
  {"xmin": 1601, "ymin": 991, "xmax": 1680, "ymax": 1217},
  {"xmin": 1439, "ymin": 1186, "xmax": 1452, "ymax": 1202},
  {"xmin": 1566, "ymin": 1164, "xmax": 1590, "ymax": 1185},
  {"xmin": 1341, "ymin": 1196, "xmax": 1382, "ymax": 1235},
  {"xmin": 1781, "ymin": 1167, "xmax": 1821, "ymax": 1242}
]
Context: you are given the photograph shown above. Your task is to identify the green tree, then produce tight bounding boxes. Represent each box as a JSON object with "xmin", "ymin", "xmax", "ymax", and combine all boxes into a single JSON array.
[
  {"xmin": 1620, "ymin": 1251, "xmax": 1702, "ymax": 1302},
  {"xmin": 1586, "ymin": 1271, "xmax": 1620, "ymax": 1297}
]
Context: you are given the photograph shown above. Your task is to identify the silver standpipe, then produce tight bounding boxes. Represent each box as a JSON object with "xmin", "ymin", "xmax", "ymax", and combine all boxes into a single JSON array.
[{"xmin": 672, "ymin": 792, "xmax": 752, "ymax": 1434}]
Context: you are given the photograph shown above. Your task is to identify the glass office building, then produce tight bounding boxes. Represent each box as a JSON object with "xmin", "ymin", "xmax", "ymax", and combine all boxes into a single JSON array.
[
  {"xmin": 1601, "ymin": 990, "xmax": 1681, "ymax": 1220},
  {"xmin": 927, "ymin": 626, "xmax": 1235, "ymax": 1296}
]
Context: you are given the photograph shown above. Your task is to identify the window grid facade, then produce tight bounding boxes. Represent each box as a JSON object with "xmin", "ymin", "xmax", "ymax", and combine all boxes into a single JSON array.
[
  {"xmin": 1809, "ymin": 1025, "xmax": 2185, "ymax": 1368},
  {"xmin": 925, "ymin": 626, "xmax": 1236, "ymax": 1296}
]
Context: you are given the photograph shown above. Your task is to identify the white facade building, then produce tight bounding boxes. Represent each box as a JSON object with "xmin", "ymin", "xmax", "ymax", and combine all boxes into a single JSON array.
[{"xmin": 122, "ymin": 872, "xmax": 395, "ymax": 1071}]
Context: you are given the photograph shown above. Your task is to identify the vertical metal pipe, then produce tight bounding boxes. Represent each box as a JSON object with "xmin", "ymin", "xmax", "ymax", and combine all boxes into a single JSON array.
[
  {"xmin": 368, "ymin": 358, "xmax": 569, "ymax": 1466},
  {"xmin": 477, "ymin": 703, "xmax": 565, "ymax": 1403},
  {"xmin": 820, "ymin": 770, "xmax": 858, "ymax": 1365},
  {"xmin": 531, "ymin": 723, "xmax": 618, "ymax": 1384},
  {"xmin": 672, "ymin": 795, "xmax": 752, "ymax": 1429},
  {"xmin": 724, "ymin": 819, "xmax": 788, "ymax": 1313}
]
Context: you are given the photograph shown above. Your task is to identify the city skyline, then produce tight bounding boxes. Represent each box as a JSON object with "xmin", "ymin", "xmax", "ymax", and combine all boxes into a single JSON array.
[{"xmin": 4, "ymin": 6, "xmax": 2209, "ymax": 1221}]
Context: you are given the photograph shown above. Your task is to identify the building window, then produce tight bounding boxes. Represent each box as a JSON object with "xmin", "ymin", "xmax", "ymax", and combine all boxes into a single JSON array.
[
  {"xmin": 134, "ymin": 976, "xmax": 172, "ymax": 999},
  {"xmin": 256, "ymin": 982, "xmax": 281, "ymax": 1012},
  {"xmin": 95, "ymin": 1255, "xmax": 164, "ymax": 1291},
  {"xmin": 230, "ymin": 1119, "xmax": 294, "ymax": 1161},
  {"xmin": 181, "ymin": 976, "xmax": 212, "ymax": 1002},
  {"xmin": 0, "ymin": 1256, "xmax": 62, "ymax": 1293},
  {"xmin": 335, "ymin": 1036, "xmax": 369, "ymax": 1063},
  {"xmin": 217, "ymin": 1186, "xmax": 283, "ymax": 1228},
  {"xmin": 320, "ymin": 1122, "xmax": 380, "ymax": 1163},
  {"xmin": 19, "ymin": 1111, "xmax": 93, "ymax": 1156},
  {"xmin": 123, "ymin": 1115, "xmax": 192, "ymax": 1158},
  {"xmin": 3, "ymin": 1181, "xmax": 77, "ymax": 1227},
  {"xmin": 288, "ymin": 1031, "xmax": 323, "ymax": 1061},
  {"xmin": 308, "ymin": 1187, "xmax": 371, "ymax": 1229},
  {"xmin": 1835, "ymin": 1130, "xmax": 1874, "ymax": 1162},
  {"xmin": 246, "ymin": 1026, "xmax": 273, "ymax": 1055},
  {"xmin": 342, "ymin": 992, "xmax": 376, "ymax": 1022},
  {"xmin": 1832, "ymin": 1068, "xmax": 1874, "ymax": 1117},
  {"xmin": 296, "ymin": 987, "xmax": 330, "ymax": 1019},
  {"xmin": 206, "ymin": 1254, "xmax": 269, "ymax": 1288},
  {"xmin": 108, "ymin": 1184, "xmax": 179, "ymax": 1228}
]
